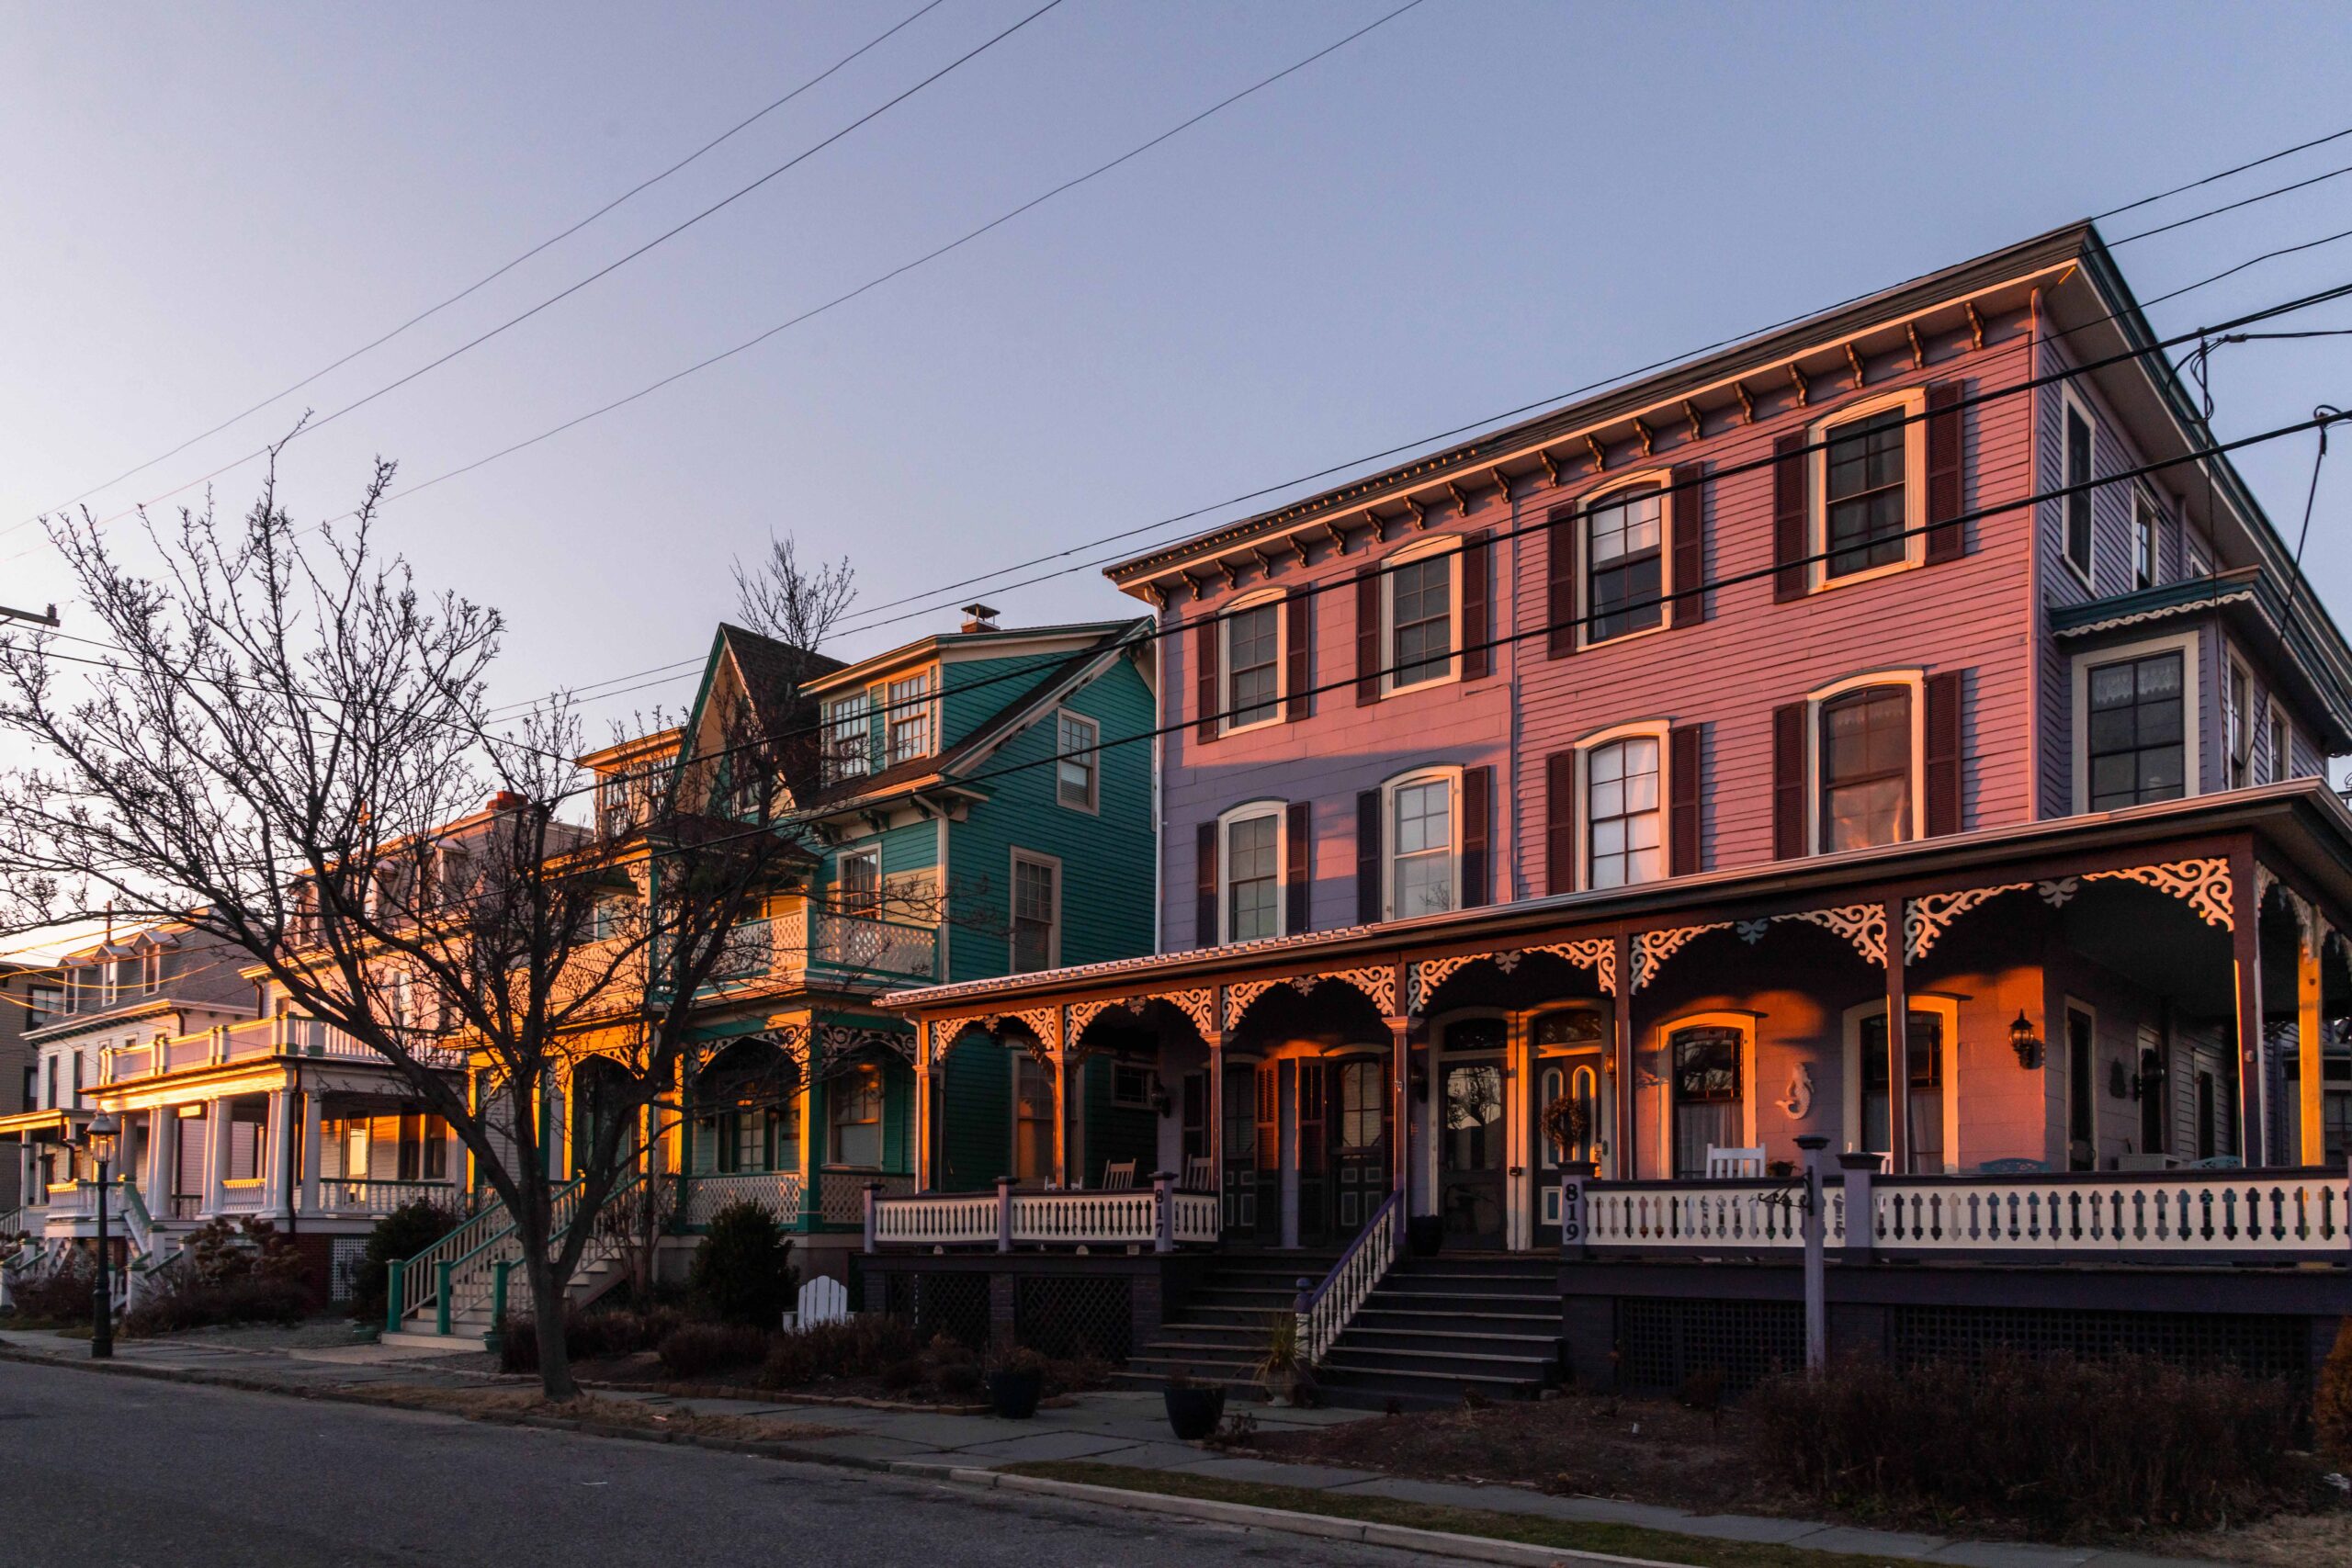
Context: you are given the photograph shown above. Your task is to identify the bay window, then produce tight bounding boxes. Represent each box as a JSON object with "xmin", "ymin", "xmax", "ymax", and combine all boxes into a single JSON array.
[{"xmin": 2086, "ymin": 650, "xmax": 2185, "ymax": 809}]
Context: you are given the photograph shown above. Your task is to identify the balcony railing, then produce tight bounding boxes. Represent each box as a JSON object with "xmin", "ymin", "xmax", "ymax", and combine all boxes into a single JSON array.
[
  {"xmin": 707, "ymin": 908, "xmax": 938, "ymax": 992},
  {"xmin": 102, "ymin": 1016, "xmax": 465, "ymax": 1084},
  {"xmin": 313, "ymin": 1179, "xmax": 462, "ymax": 1217},
  {"xmin": 869, "ymin": 1179, "xmax": 1220, "ymax": 1250},
  {"xmin": 679, "ymin": 1171, "xmax": 807, "ymax": 1228},
  {"xmin": 1579, "ymin": 1167, "xmax": 2350, "ymax": 1262}
]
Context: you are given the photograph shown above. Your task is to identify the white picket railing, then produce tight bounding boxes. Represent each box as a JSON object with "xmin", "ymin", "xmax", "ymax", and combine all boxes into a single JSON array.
[
  {"xmin": 680, "ymin": 1171, "xmax": 807, "ymax": 1228},
  {"xmin": 1584, "ymin": 1179, "xmax": 1840, "ymax": 1251},
  {"xmin": 105, "ymin": 1015, "xmax": 466, "ymax": 1083},
  {"xmin": 1170, "ymin": 1191, "xmax": 1221, "ymax": 1244},
  {"xmin": 872, "ymin": 1191, "xmax": 998, "ymax": 1246},
  {"xmin": 1872, "ymin": 1169, "xmax": 2351, "ymax": 1255},
  {"xmin": 1012, "ymin": 1189, "xmax": 1157, "ymax": 1245},
  {"xmin": 1295, "ymin": 1190, "xmax": 1402, "ymax": 1365},
  {"xmin": 314, "ymin": 1179, "xmax": 462, "ymax": 1217},
  {"xmin": 397, "ymin": 1189, "xmax": 516, "ymax": 1326}
]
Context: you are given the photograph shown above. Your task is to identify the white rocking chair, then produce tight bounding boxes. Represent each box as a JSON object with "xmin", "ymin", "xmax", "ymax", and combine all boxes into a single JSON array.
[
  {"xmin": 1182, "ymin": 1156, "xmax": 1216, "ymax": 1192},
  {"xmin": 1703, "ymin": 1145, "xmax": 1766, "ymax": 1179},
  {"xmin": 1100, "ymin": 1159, "xmax": 1137, "ymax": 1190}
]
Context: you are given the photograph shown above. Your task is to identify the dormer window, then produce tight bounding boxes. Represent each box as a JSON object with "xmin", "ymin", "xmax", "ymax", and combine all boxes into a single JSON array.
[
  {"xmin": 824, "ymin": 693, "xmax": 871, "ymax": 781},
  {"xmin": 886, "ymin": 672, "xmax": 932, "ymax": 766}
]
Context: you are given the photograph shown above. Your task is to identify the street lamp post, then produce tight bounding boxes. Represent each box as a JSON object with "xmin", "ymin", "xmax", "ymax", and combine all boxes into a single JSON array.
[{"xmin": 86, "ymin": 1111, "xmax": 119, "ymax": 1359}]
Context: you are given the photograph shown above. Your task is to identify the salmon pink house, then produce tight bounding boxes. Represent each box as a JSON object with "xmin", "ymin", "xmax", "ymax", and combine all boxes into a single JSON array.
[{"xmin": 868, "ymin": 223, "xmax": 2352, "ymax": 1404}]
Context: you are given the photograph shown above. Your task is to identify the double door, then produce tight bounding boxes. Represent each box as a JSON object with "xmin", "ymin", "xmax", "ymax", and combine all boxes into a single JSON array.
[{"xmin": 1223, "ymin": 1056, "xmax": 1390, "ymax": 1245}]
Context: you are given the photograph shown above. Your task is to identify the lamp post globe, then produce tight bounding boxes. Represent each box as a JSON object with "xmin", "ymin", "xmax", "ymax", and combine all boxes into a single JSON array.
[{"xmin": 86, "ymin": 1111, "xmax": 119, "ymax": 1359}]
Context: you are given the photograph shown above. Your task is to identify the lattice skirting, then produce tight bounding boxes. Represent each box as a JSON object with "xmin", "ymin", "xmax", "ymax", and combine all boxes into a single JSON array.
[
  {"xmin": 328, "ymin": 1237, "xmax": 368, "ymax": 1303},
  {"xmin": 1886, "ymin": 1305, "xmax": 2313, "ymax": 1391},
  {"xmin": 1013, "ymin": 1275, "xmax": 1133, "ymax": 1363},
  {"xmin": 1613, "ymin": 1297, "xmax": 1804, "ymax": 1395},
  {"xmin": 875, "ymin": 1269, "xmax": 991, "ymax": 1350}
]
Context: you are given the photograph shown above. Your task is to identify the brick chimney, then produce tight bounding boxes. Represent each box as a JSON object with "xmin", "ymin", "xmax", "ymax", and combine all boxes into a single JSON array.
[
  {"xmin": 960, "ymin": 602, "xmax": 1000, "ymax": 634},
  {"xmin": 486, "ymin": 790, "xmax": 526, "ymax": 814}
]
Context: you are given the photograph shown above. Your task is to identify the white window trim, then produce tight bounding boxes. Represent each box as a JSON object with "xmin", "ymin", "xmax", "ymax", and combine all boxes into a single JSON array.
[
  {"xmin": 1658, "ymin": 1010, "xmax": 1758, "ymax": 1158},
  {"xmin": 1053, "ymin": 708, "xmax": 1102, "ymax": 813},
  {"xmin": 1809, "ymin": 387, "xmax": 1928, "ymax": 592},
  {"xmin": 1570, "ymin": 717, "xmax": 1673, "ymax": 892},
  {"xmin": 2058, "ymin": 387, "xmax": 2098, "ymax": 590},
  {"xmin": 1577, "ymin": 468, "xmax": 1676, "ymax": 650},
  {"xmin": 2268, "ymin": 704, "xmax": 2296, "ymax": 784},
  {"xmin": 1840, "ymin": 995, "xmax": 1961, "ymax": 1175},
  {"xmin": 1380, "ymin": 536, "xmax": 1463, "ymax": 696},
  {"xmin": 2131, "ymin": 486, "xmax": 2163, "ymax": 592},
  {"xmin": 2070, "ymin": 629, "xmax": 2200, "ymax": 814},
  {"xmin": 1010, "ymin": 848, "xmax": 1063, "ymax": 971},
  {"xmin": 1215, "ymin": 799, "xmax": 1288, "ymax": 944},
  {"xmin": 884, "ymin": 670, "xmax": 938, "ymax": 767},
  {"xmin": 1380, "ymin": 764, "xmax": 1464, "ymax": 921},
  {"xmin": 1802, "ymin": 669, "xmax": 1927, "ymax": 856},
  {"xmin": 823, "ymin": 692, "xmax": 873, "ymax": 781},
  {"xmin": 2225, "ymin": 655, "xmax": 2255, "ymax": 790},
  {"xmin": 1219, "ymin": 588, "xmax": 1288, "ymax": 736},
  {"xmin": 835, "ymin": 845, "xmax": 882, "ymax": 914}
]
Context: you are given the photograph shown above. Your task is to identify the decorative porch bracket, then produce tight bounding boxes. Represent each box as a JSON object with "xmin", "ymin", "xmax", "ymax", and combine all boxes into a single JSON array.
[
  {"xmin": 1406, "ymin": 939, "xmax": 1615, "ymax": 1015},
  {"xmin": 1222, "ymin": 967, "xmax": 1396, "ymax": 1032},
  {"xmin": 1905, "ymin": 857, "xmax": 2235, "ymax": 963}
]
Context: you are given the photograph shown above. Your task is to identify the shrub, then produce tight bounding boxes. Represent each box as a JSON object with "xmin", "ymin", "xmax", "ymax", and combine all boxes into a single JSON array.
[
  {"xmin": 687, "ymin": 1201, "xmax": 798, "ymax": 1328},
  {"xmin": 122, "ymin": 1274, "xmax": 307, "ymax": 1337},
  {"xmin": 183, "ymin": 1217, "xmax": 309, "ymax": 1294},
  {"xmin": 760, "ymin": 1314, "xmax": 923, "ymax": 1388},
  {"xmin": 7, "ymin": 1249, "xmax": 96, "ymax": 1324},
  {"xmin": 496, "ymin": 1306, "xmax": 686, "ymax": 1373},
  {"xmin": 2319, "ymin": 1317, "xmax": 2352, "ymax": 1469},
  {"xmin": 349, "ymin": 1199, "xmax": 462, "ymax": 1324},
  {"xmin": 657, "ymin": 1321, "xmax": 772, "ymax": 1381},
  {"xmin": 1747, "ymin": 1351, "xmax": 2308, "ymax": 1534}
]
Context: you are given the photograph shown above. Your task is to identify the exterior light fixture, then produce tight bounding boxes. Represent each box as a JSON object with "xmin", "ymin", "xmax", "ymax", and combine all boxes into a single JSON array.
[
  {"xmin": 2007, "ymin": 1011, "xmax": 2043, "ymax": 1070},
  {"xmin": 85, "ymin": 1111, "xmax": 120, "ymax": 1360}
]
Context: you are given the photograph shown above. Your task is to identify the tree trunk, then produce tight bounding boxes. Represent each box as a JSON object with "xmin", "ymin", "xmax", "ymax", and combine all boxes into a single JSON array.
[{"xmin": 521, "ymin": 1229, "xmax": 578, "ymax": 1402}]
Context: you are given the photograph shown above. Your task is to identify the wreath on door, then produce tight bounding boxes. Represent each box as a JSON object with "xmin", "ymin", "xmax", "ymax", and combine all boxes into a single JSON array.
[{"xmin": 1541, "ymin": 1089, "xmax": 1591, "ymax": 1154}]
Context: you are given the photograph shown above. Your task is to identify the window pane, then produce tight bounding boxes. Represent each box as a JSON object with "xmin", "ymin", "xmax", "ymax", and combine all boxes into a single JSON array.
[
  {"xmin": 2085, "ymin": 652, "xmax": 2185, "ymax": 809},
  {"xmin": 1227, "ymin": 814, "xmax": 1279, "ymax": 941},
  {"xmin": 1389, "ymin": 558, "xmax": 1453, "ymax": 687},
  {"xmin": 1227, "ymin": 605, "xmax": 1280, "ymax": 726},
  {"xmin": 1588, "ymin": 737, "xmax": 1662, "ymax": 888},
  {"xmin": 1824, "ymin": 411, "xmax": 1907, "ymax": 579},
  {"xmin": 1818, "ymin": 687, "xmax": 1910, "ymax": 849},
  {"xmin": 1587, "ymin": 488, "xmax": 1663, "ymax": 643},
  {"xmin": 1056, "ymin": 714, "xmax": 1096, "ymax": 806}
]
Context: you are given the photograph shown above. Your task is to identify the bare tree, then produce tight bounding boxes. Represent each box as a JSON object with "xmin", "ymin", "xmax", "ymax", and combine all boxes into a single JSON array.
[
  {"xmin": 730, "ymin": 534, "xmax": 854, "ymax": 676},
  {"xmin": 0, "ymin": 456, "xmax": 825, "ymax": 1399}
]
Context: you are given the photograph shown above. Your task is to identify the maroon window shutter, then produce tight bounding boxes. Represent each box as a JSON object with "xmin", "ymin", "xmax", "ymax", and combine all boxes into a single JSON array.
[
  {"xmin": 1668, "ymin": 724, "xmax": 1702, "ymax": 876},
  {"xmin": 1354, "ymin": 569, "xmax": 1382, "ymax": 705},
  {"xmin": 1461, "ymin": 765, "xmax": 1492, "ymax": 908},
  {"xmin": 1545, "ymin": 505, "xmax": 1577, "ymax": 658},
  {"xmin": 1669, "ymin": 465, "xmax": 1705, "ymax": 626},
  {"xmin": 1284, "ymin": 801, "xmax": 1311, "ymax": 933},
  {"xmin": 1925, "ymin": 380, "xmax": 1965, "ymax": 563},
  {"xmin": 1195, "ymin": 819, "xmax": 1219, "ymax": 948},
  {"xmin": 1193, "ymin": 616, "xmax": 1219, "ymax": 745},
  {"xmin": 1356, "ymin": 789, "xmax": 1383, "ymax": 924},
  {"xmin": 1283, "ymin": 591, "xmax": 1311, "ymax": 722},
  {"xmin": 1771, "ymin": 703, "xmax": 1806, "ymax": 859},
  {"xmin": 1772, "ymin": 434, "xmax": 1808, "ymax": 602},
  {"xmin": 1924, "ymin": 671, "xmax": 1963, "ymax": 836},
  {"xmin": 1544, "ymin": 750, "xmax": 1577, "ymax": 895},
  {"xmin": 1460, "ymin": 531, "xmax": 1492, "ymax": 680}
]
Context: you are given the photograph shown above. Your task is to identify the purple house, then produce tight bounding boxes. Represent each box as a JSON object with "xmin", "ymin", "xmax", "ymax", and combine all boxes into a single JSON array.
[{"xmin": 871, "ymin": 223, "xmax": 2352, "ymax": 1403}]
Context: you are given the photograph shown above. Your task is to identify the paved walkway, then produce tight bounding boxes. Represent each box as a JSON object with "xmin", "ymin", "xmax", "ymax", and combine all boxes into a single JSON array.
[{"xmin": 0, "ymin": 1327, "xmax": 2224, "ymax": 1568}]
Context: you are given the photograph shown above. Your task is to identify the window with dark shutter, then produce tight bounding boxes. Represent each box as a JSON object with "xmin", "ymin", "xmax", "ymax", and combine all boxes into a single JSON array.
[
  {"xmin": 1354, "ymin": 570, "xmax": 1381, "ymax": 705},
  {"xmin": 1194, "ymin": 618, "xmax": 1219, "ymax": 745},
  {"xmin": 1668, "ymin": 724, "xmax": 1702, "ymax": 875},
  {"xmin": 1546, "ymin": 505, "xmax": 1577, "ymax": 658},
  {"xmin": 1356, "ymin": 790, "xmax": 1382, "ymax": 924},
  {"xmin": 1772, "ymin": 703, "xmax": 1806, "ymax": 858},
  {"xmin": 1462, "ymin": 766, "xmax": 1492, "ymax": 908},
  {"xmin": 1195, "ymin": 820, "xmax": 1218, "ymax": 949},
  {"xmin": 1669, "ymin": 465, "xmax": 1705, "ymax": 626},
  {"xmin": 1460, "ymin": 532, "xmax": 1492, "ymax": 679},
  {"xmin": 1544, "ymin": 751, "xmax": 1577, "ymax": 895},
  {"xmin": 1773, "ymin": 434, "xmax": 1808, "ymax": 601},
  {"xmin": 1284, "ymin": 592, "xmax": 1311, "ymax": 722},
  {"xmin": 1285, "ymin": 802, "xmax": 1311, "ymax": 933},
  {"xmin": 1925, "ymin": 381, "xmax": 1965, "ymax": 562},
  {"xmin": 1924, "ymin": 671, "xmax": 1962, "ymax": 836}
]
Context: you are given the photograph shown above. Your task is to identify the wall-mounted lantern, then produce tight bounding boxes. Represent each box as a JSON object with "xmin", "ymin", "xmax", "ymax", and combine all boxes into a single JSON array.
[{"xmin": 2007, "ymin": 1010, "xmax": 2044, "ymax": 1070}]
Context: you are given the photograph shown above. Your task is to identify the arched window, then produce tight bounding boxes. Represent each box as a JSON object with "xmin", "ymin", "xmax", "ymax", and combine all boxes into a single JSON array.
[{"xmin": 1668, "ymin": 1021, "xmax": 1747, "ymax": 1179}]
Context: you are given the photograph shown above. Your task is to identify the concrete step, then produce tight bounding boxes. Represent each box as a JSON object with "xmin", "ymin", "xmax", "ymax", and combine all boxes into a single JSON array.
[
  {"xmin": 379, "ymin": 1329, "xmax": 481, "ymax": 1350},
  {"xmin": 1322, "ymin": 1344, "xmax": 1557, "ymax": 1383}
]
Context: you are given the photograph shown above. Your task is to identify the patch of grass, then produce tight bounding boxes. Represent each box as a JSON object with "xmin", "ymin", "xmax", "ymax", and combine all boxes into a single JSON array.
[
  {"xmin": 345, "ymin": 1382, "xmax": 846, "ymax": 1444},
  {"xmin": 1002, "ymin": 1461, "xmax": 1909, "ymax": 1568}
]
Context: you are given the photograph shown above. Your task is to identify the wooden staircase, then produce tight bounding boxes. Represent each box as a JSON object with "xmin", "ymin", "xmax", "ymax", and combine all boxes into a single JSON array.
[
  {"xmin": 1315, "ymin": 1254, "xmax": 1564, "ymax": 1407},
  {"xmin": 1117, "ymin": 1250, "xmax": 1340, "ymax": 1389}
]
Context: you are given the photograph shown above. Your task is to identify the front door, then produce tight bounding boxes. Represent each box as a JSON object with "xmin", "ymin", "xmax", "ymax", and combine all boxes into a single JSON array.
[
  {"xmin": 1329, "ymin": 1055, "xmax": 1390, "ymax": 1240},
  {"xmin": 1252, "ymin": 1062, "xmax": 1281, "ymax": 1242},
  {"xmin": 1533, "ymin": 1054, "xmax": 1605, "ymax": 1245},
  {"xmin": 1439, "ymin": 1058, "xmax": 1508, "ymax": 1248},
  {"xmin": 1221, "ymin": 1064, "xmax": 1260, "ymax": 1236},
  {"xmin": 1295, "ymin": 1060, "xmax": 1329, "ymax": 1247}
]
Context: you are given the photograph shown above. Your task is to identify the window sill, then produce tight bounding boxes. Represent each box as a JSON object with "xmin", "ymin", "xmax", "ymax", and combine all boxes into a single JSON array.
[
  {"xmin": 1219, "ymin": 715, "xmax": 1283, "ymax": 739},
  {"xmin": 1580, "ymin": 620, "xmax": 1670, "ymax": 654},
  {"xmin": 1383, "ymin": 667, "xmax": 1462, "ymax": 698},
  {"xmin": 1812, "ymin": 554, "xmax": 1923, "ymax": 593}
]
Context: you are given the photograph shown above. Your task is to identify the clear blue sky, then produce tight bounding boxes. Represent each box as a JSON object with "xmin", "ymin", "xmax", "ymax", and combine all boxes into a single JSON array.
[{"xmin": 4, "ymin": 0, "xmax": 2350, "ymax": 732}]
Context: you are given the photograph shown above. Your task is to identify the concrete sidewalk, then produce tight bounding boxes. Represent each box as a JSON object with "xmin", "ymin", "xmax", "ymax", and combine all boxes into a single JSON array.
[{"xmin": 0, "ymin": 1327, "xmax": 2224, "ymax": 1568}]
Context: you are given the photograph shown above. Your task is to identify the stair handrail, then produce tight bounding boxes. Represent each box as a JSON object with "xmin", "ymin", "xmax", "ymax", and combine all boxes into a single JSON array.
[
  {"xmin": 114, "ymin": 1178, "xmax": 155, "ymax": 1258},
  {"xmin": 394, "ymin": 1182, "xmax": 537, "ymax": 1328},
  {"xmin": 1292, "ymin": 1190, "xmax": 1404, "ymax": 1365},
  {"xmin": 449, "ymin": 1169, "xmax": 645, "ymax": 1320}
]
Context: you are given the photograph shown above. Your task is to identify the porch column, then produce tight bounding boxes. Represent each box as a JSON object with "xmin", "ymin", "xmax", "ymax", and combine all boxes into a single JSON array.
[
  {"xmin": 142, "ymin": 1107, "xmax": 175, "ymax": 1219},
  {"xmin": 203, "ymin": 1100, "xmax": 231, "ymax": 1216},
  {"xmin": 1204, "ymin": 1028, "xmax": 1226, "ymax": 1202},
  {"xmin": 1883, "ymin": 898, "xmax": 1910, "ymax": 1175},
  {"xmin": 300, "ymin": 1086, "xmax": 323, "ymax": 1215},
  {"xmin": 911, "ymin": 1023, "xmax": 933, "ymax": 1190},
  {"xmin": 261, "ymin": 1089, "xmax": 295, "ymax": 1219},
  {"xmin": 1049, "ymin": 1047, "xmax": 1069, "ymax": 1189},
  {"xmin": 1386, "ymin": 1017, "xmax": 1409, "ymax": 1201},
  {"xmin": 2230, "ymin": 844, "xmax": 2267, "ymax": 1165},
  {"xmin": 2298, "ymin": 918, "xmax": 2326, "ymax": 1168},
  {"xmin": 1610, "ymin": 933, "xmax": 1634, "ymax": 1179}
]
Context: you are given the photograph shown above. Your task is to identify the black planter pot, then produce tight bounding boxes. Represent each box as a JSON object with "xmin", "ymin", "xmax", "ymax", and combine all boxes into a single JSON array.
[
  {"xmin": 1163, "ymin": 1384, "xmax": 1227, "ymax": 1440},
  {"xmin": 1407, "ymin": 1215, "xmax": 1445, "ymax": 1258},
  {"xmin": 989, "ymin": 1369, "xmax": 1045, "ymax": 1420}
]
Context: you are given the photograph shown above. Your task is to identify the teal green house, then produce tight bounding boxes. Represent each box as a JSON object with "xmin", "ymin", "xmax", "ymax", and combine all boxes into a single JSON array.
[{"xmin": 636, "ymin": 613, "xmax": 1158, "ymax": 1274}]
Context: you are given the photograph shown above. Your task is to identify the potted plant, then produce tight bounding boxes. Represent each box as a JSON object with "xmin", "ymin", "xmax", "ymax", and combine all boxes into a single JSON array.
[
  {"xmin": 1256, "ymin": 1312, "xmax": 1313, "ymax": 1408},
  {"xmin": 987, "ymin": 1345, "xmax": 1047, "ymax": 1419},
  {"xmin": 1162, "ymin": 1370, "xmax": 1227, "ymax": 1439}
]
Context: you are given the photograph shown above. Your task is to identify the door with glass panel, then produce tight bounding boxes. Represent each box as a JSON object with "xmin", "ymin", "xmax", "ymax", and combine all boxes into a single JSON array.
[
  {"xmin": 1669, "ymin": 1025, "xmax": 1745, "ymax": 1179},
  {"xmin": 1532, "ymin": 1008, "xmax": 1609, "ymax": 1240},
  {"xmin": 1219, "ymin": 1063, "xmax": 1259, "ymax": 1235},
  {"xmin": 1295, "ymin": 1060, "xmax": 1329, "ymax": 1247},
  {"xmin": 1328, "ymin": 1055, "xmax": 1389, "ymax": 1240},
  {"xmin": 1437, "ymin": 1019, "xmax": 1508, "ymax": 1248},
  {"xmin": 1857, "ymin": 1009, "xmax": 1945, "ymax": 1174}
]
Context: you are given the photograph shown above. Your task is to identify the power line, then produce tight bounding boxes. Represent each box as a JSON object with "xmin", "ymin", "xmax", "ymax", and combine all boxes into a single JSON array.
[
  {"xmin": 12, "ymin": 0, "xmax": 956, "ymax": 530},
  {"xmin": 2, "ymin": 0, "xmax": 1070, "ymax": 547}
]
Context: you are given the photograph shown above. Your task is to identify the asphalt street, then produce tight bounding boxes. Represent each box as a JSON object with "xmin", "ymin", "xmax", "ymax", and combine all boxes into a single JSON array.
[{"xmin": 0, "ymin": 1359, "xmax": 1453, "ymax": 1568}]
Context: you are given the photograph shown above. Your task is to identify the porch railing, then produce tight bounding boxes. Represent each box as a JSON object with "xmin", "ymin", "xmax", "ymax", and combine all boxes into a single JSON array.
[
  {"xmin": 1011, "ymin": 1189, "xmax": 1155, "ymax": 1245},
  {"xmin": 1580, "ymin": 1168, "xmax": 2349, "ymax": 1261},
  {"xmin": 314, "ymin": 1179, "xmax": 462, "ymax": 1217},
  {"xmin": 872, "ymin": 1191, "xmax": 998, "ymax": 1247},
  {"xmin": 394, "ymin": 1187, "xmax": 521, "ymax": 1328},
  {"xmin": 869, "ymin": 1176, "xmax": 1222, "ymax": 1250},
  {"xmin": 707, "ymin": 908, "xmax": 939, "ymax": 991},
  {"xmin": 1295, "ymin": 1189, "xmax": 1402, "ymax": 1365},
  {"xmin": 103, "ymin": 1015, "xmax": 466, "ymax": 1083},
  {"xmin": 680, "ymin": 1171, "xmax": 807, "ymax": 1228}
]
